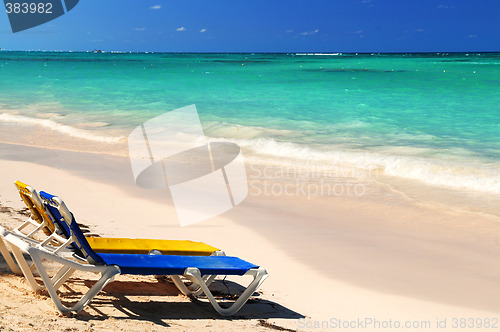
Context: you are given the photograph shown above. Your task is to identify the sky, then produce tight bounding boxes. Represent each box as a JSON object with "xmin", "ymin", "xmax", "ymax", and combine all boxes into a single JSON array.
[{"xmin": 0, "ymin": 0, "xmax": 499, "ymax": 53}]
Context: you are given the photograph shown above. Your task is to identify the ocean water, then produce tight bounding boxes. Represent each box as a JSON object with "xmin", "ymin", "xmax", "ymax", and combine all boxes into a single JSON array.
[{"xmin": 1, "ymin": 51, "xmax": 500, "ymax": 194}]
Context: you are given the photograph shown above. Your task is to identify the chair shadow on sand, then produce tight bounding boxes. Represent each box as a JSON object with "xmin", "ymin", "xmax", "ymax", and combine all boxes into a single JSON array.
[{"xmin": 0, "ymin": 255, "xmax": 304, "ymax": 327}]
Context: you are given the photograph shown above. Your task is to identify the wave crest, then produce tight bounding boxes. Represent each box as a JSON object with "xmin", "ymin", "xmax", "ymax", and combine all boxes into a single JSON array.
[
  {"xmin": 208, "ymin": 136, "xmax": 500, "ymax": 194},
  {"xmin": 0, "ymin": 113, "xmax": 125, "ymax": 143}
]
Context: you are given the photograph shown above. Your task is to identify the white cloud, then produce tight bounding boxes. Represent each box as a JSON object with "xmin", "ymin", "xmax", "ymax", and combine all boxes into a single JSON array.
[
  {"xmin": 176, "ymin": 27, "xmax": 186, "ymax": 32},
  {"xmin": 286, "ymin": 29, "xmax": 294, "ymax": 33},
  {"xmin": 414, "ymin": 28, "xmax": 424, "ymax": 32},
  {"xmin": 437, "ymin": 4, "xmax": 455, "ymax": 9},
  {"xmin": 150, "ymin": 5, "xmax": 161, "ymax": 9},
  {"xmin": 299, "ymin": 29, "xmax": 319, "ymax": 36},
  {"xmin": 200, "ymin": 28, "xmax": 207, "ymax": 33},
  {"xmin": 468, "ymin": 34, "xmax": 477, "ymax": 38},
  {"xmin": 134, "ymin": 27, "xmax": 146, "ymax": 31}
]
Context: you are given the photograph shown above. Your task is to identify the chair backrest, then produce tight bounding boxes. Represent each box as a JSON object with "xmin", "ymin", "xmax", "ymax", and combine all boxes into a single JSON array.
[
  {"xmin": 39, "ymin": 191, "xmax": 105, "ymax": 265},
  {"xmin": 14, "ymin": 181, "xmax": 55, "ymax": 236}
]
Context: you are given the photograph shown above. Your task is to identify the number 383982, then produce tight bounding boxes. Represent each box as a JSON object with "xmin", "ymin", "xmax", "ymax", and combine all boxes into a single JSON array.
[{"xmin": 5, "ymin": 2, "xmax": 53, "ymax": 14}]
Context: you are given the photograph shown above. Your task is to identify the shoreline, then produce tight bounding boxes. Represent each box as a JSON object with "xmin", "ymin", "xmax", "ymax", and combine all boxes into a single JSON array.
[
  {"xmin": 3, "ymin": 111, "xmax": 500, "ymax": 201},
  {"xmin": 2, "ymin": 117, "xmax": 500, "ymax": 217}
]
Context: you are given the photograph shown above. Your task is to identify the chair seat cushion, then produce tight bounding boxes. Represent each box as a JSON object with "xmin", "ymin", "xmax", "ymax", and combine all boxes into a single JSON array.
[
  {"xmin": 87, "ymin": 237, "xmax": 220, "ymax": 256},
  {"xmin": 98, "ymin": 253, "xmax": 258, "ymax": 276}
]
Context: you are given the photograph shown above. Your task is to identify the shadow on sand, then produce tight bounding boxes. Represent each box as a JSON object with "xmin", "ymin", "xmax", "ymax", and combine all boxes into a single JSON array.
[{"xmin": 0, "ymin": 255, "xmax": 303, "ymax": 328}]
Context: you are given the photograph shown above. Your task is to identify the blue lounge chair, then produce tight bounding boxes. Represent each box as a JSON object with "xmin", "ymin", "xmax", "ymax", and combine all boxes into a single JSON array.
[{"xmin": 15, "ymin": 190, "xmax": 267, "ymax": 315}]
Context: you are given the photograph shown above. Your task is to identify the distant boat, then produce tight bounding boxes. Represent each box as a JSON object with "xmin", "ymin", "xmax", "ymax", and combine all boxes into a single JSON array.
[{"xmin": 93, "ymin": 50, "xmax": 102, "ymax": 53}]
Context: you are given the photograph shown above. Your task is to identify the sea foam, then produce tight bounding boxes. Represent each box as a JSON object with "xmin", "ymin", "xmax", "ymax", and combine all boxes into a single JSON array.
[
  {"xmin": 207, "ymin": 135, "xmax": 500, "ymax": 194},
  {"xmin": 0, "ymin": 113, "xmax": 125, "ymax": 143}
]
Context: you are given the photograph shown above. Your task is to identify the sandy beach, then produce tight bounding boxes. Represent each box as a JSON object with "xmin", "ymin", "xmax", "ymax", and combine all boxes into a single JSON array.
[{"xmin": 1, "ymin": 124, "xmax": 500, "ymax": 332}]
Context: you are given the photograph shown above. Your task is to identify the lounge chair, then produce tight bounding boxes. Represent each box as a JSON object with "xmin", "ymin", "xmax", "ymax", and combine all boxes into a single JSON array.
[
  {"xmin": 18, "ymin": 190, "xmax": 267, "ymax": 315},
  {"xmin": 2, "ymin": 182, "xmax": 233, "ymax": 299}
]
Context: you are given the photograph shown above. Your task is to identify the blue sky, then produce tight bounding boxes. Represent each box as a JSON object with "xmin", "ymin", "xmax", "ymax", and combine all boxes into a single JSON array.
[{"xmin": 1, "ymin": 0, "xmax": 499, "ymax": 52}]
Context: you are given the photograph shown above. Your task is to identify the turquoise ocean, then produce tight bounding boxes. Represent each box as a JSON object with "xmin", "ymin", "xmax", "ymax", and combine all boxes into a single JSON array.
[{"xmin": 1, "ymin": 52, "xmax": 500, "ymax": 194}]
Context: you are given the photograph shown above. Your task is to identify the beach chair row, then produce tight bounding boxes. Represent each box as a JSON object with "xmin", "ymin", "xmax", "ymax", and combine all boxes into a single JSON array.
[{"xmin": 0, "ymin": 181, "xmax": 267, "ymax": 316}]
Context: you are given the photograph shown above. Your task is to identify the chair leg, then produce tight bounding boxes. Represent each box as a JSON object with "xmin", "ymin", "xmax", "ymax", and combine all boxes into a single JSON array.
[
  {"xmin": 171, "ymin": 274, "xmax": 217, "ymax": 297},
  {"xmin": 170, "ymin": 275, "xmax": 193, "ymax": 296},
  {"xmin": 71, "ymin": 268, "xmax": 120, "ymax": 313},
  {"xmin": 0, "ymin": 236, "xmax": 22, "ymax": 275},
  {"xmin": 187, "ymin": 274, "xmax": 217, "ymax": 296},
  {"xmin": 184, "ymin": 267, "xmax": 268, "ymax": 316},
  {"xmin": 184, "ymin": 250, "xmax": 225, "ymax": 295},
  {"xmin": 51, "ymin": 266, "xmax": 77, "ymax": 290},
  {"xmin": 30, "ymin": 251, "xmax": 121, "ymax": 313},
  {"xmin": 9, "ymin": 244, "xmax": 42, "ymax": 292},
  {"xmin": 163, "ymin": 250, "xmax": 225, "ymax": 296}
]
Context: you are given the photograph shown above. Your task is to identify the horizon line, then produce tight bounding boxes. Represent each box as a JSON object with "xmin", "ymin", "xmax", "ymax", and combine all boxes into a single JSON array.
[{"xmin": 1, "ymin": 50, "xmax": 499, "ymax": 54}]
